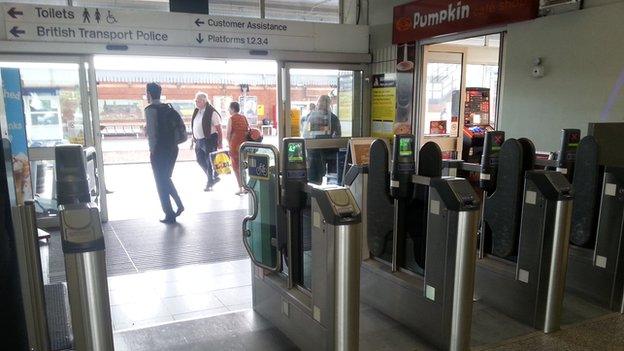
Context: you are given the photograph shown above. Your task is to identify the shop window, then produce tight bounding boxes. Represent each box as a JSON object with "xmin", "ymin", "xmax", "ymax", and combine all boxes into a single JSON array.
[
  {"xmin": 210, "ymin": 0, "xmax": 260, "ymax": 18},
  {"xmin": 466, "ymin": 64, "xmax": 499, "ymax": 125},
  {"xmin": 265, "ymin": 0, "xmax": 339, "ymax": 23},
  {"xmin": 70, "ymin": 0, "xmax": 170, "ymax": 11},
  {"xmin": 423, "ymin": 57, "xmax": 462, "ymax": 136}
]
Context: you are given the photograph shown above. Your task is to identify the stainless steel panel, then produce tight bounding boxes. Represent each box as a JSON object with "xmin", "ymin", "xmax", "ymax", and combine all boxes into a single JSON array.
[
  {"xmin": 65, "ymin": 251, "xmax": 114, "ymax": 351},
  {"xmin": 304, "ymin": 138, "xmax": 349, "ymax": 150},
  {"xmin": 543, "ymin": 199, "xmax": 573, "ymax": 333},
  {"xmin": 450, "ymin": 210, "xmax": 479, "ymax": 351},
  {"xmin": 12, "ymin": 202, "xmax": 49, "ymax": 351},
  {"xmin": 334, "ymin": 224, "xmax": 361, "ymax": 351}
]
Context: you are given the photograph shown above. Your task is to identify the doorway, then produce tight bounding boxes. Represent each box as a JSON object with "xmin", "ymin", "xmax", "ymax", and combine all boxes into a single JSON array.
[
  {"xmin": 418, "ymin": 33, "xmax": 503, "ymax": 162},
  {"xmin": 92, "ymin": 56, "xmax": 279, "ymax": 221}
]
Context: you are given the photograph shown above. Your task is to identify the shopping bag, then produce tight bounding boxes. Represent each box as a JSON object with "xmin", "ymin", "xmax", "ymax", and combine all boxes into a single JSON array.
[{"xmin": 210, "ymin": 150, "xmax": 232, "ymax": 175}]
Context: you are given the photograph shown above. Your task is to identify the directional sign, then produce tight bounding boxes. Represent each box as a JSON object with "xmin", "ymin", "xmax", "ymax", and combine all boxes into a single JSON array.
[
  {"xmin": 9, "ymin": 26, "xmax": 24, "ymax": 38},
  {"xmin": 2, "ymin": 3, "xmax": 369, "ymax": 53},
  {"xmin": 7, "ymin": 7, "xmax": 22, "ymax": 19}
]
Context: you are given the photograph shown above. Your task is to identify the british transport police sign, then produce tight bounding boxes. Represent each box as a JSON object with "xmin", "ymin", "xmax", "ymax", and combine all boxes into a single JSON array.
[{"xmin": 1, "ymin": 3, "xmax": 369, "ymax": 53}]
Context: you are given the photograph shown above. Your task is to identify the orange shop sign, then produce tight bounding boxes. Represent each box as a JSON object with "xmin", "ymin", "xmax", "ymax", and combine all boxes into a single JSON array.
[{"xmin": 393, "ymin": 0, "xmax": 539, "ymax": 44}]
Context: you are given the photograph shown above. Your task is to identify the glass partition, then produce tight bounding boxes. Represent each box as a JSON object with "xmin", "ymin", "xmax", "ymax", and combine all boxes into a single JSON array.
[
  {"xmin": 286, "ymin": 66, "xmax": 362, "ymax": 185},
  {"xmin": 265, "ymin": 0, "xmax": 339, "ymax": 23},
  {"xmin": 0, "ymin": 62, "xmax": 86, "ymax": 147}
]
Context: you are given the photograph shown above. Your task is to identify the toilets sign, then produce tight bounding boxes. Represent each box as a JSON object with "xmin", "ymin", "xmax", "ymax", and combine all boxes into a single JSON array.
[{"xmin": 2, "ymin": 3, "xmax": 369, "ymax": 53}]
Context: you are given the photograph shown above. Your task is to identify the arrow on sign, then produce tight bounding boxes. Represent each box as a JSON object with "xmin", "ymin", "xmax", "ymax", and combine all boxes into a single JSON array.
[
  {"xmin": 9, "ymin": 26, "xmax": 25, "ymax": 38},
  {"xmin": 7, "ymin": 7, "xmax": 23, "ymax": 19},
  {"xmin": 196, "ymin": 33, "xmax": 204, "ymax": 43},
  {"xmin": 195, "ymin": 18, "xmax": 204, "ymax": 27}
]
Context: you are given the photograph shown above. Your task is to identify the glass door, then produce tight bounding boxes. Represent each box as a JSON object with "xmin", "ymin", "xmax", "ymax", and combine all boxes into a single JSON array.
[
  {"xmin": 0, "ymin": 55, "xmax": 105, "ymax": 226},
  {"xmin": 281, "ymin": 62, "xmax": 367, "ymax": 185}
]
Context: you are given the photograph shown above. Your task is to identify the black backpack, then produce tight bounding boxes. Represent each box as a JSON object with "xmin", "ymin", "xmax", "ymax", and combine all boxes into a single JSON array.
[{"xmin": 154, "ymin": 103, "xmax": 187, "ymax": 146}]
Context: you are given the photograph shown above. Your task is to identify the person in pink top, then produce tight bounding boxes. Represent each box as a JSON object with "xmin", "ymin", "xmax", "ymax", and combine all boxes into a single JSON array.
[{"xmin": 226, "ymin": 101, "xmax": 250, "ymax": 195}]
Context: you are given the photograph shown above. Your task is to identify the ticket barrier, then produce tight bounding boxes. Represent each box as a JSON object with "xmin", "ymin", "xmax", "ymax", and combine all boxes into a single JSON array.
[
  {"xmin": 56, "ymin": 145, "xmax": 114, "ymax": 351},
  {"xmin": 446, "ymin": 132, "xmax": 574, "ymax": 332},
  {"xmin": 445, "ymin": 126, "xmax": 624, "ymax": 315},
  {"xmin": 240, "ymin": 138, "xmax": 362, "ymax": 351},
  {"xmin": 566, "ymin": 123, "xmax": 624, "ymax": 312},
  {"xmin": 348, "ymin": 135, "xmax": 480, "ymax": 350}
]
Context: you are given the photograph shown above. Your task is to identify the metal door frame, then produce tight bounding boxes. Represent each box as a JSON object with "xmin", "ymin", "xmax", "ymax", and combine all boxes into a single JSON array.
[{"xmin": 0, "ymin": 54, "xmax": 107, "ymax": 224}]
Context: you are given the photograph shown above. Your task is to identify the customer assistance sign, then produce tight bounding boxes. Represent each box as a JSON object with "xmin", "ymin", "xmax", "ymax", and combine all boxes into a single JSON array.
[{"xmin": 2, "ymin": 3, "xmax": 368, "ymax": 53}]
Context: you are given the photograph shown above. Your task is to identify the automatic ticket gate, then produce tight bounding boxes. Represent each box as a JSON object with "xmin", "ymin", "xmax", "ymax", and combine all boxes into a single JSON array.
[
  {"xmin": 240, "ymin": 138, "xmax": 362, "ymax": 351},
  {"xmin": 56, "ymin": 145, "xmax": 114, "ymax": 351},
  {"xmin": 348, "ymin": 135, "xmax": 480, "ymax": 350},
  {"xmin": 467, "ymin": 132, "xmax": 573, "ymax": 332},
  {"xmin": 567, "ymin": 123, "xmax": 624, "ymax": 311}
]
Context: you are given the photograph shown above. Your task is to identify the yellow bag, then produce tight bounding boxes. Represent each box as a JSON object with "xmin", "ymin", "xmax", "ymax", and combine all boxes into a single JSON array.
[{"xmin": 210, "ymin": 151, "xmax": 232, "ymax": 175}]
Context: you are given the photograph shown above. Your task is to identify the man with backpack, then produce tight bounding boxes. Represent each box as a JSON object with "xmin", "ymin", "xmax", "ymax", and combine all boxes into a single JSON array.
[
  {"xmin": 145, "ymin": 82, "xmax": 185, "ymax": 224},
  {"xmin": 191, "ymin": 92, "xmax": 223, "ymax": 191}
]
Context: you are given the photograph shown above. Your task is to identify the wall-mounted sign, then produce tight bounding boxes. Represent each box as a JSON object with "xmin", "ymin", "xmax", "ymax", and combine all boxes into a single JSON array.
[
  {"xmin": 371, "ymin": 74, "xmax": 396, "ymax": 139},
  {"xmin": 2, "ymin": 3, "xmax": 369, "ymax": 53},
  {"xmin": 393, "ymin": 0, "xmax": 539, "ymax": 43}
]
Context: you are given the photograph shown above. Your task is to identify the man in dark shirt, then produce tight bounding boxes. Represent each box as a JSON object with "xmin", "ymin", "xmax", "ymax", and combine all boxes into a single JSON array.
[{"xmin": 145, "ymin": 83, "xmax": 184, "ymax": 224}]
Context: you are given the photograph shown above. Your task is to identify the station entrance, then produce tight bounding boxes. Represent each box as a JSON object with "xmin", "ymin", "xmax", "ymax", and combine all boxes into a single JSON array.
[{"xmin": 0, "ymin": 53, "xmax": 368, "ymax": 339}]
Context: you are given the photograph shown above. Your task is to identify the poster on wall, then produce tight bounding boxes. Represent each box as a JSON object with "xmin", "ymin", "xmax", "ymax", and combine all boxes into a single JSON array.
[
  {"xmin": 338, "ymin": 73, "xmax": 353, "ymax": 121},
  {"xmin": 239, "ymin": 96, "xmax": 259, "ymax": 125},
  {"xmin": 395, "ymin": 43, "xmax": 416, "ymax": 135},
  {"xmin": 1, "ymin": 68, "xmax": 33, "ymax": 205},
  {"xmin": 371, "ymin": 74, "xmax": 396, "ymax": 139},
  {"xmin": 338, "ymin": 73, "xmax": 353, "ymax": 137}
]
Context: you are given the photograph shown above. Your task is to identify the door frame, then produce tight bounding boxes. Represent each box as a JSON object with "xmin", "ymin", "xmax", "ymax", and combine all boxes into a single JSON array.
[
  {"xmin": 279, "ymin": 61, "xmax": 370, "ymax": 149},
  {"xmin": 0, "ymin": 54, "xmax": 107, "ymax": 225}
]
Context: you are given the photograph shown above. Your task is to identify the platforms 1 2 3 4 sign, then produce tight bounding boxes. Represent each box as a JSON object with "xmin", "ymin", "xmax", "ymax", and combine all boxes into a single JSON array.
[{"xmin": 393, "ymin": 0, "xmax": 539, "ymax": 43}]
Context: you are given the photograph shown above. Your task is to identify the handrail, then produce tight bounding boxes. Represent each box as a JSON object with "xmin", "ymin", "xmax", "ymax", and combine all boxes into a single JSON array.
[{"xmin": 240, "ymin": 142, "xmax": 282, "ymax": 272}]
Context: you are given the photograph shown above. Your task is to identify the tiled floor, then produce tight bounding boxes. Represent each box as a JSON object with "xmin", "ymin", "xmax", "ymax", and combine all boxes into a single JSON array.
[
  {"xmin": 109, "ymin": 258, "xmax": 252, "ymax": 331},
  {"xmin": 104, "ymin": 161, "xmax": 248, "ymax": 221}
]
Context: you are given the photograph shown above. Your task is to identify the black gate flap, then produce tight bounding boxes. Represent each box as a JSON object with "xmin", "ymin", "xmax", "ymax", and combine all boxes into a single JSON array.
[
  {"xmin": 570, "ymin": 136, "xmax": 601, "ymax": 247},
  {"xmin": 484, "ymin": 139, "xmax": 525, "ymax": 259},
  {"xmin": 367, "ymin": 140, "xmax": 394, "ymax": 257}
]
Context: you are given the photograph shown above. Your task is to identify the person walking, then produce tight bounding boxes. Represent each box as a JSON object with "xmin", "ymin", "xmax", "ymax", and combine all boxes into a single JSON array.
[
  {"xmin": 191, "ymin": 92, "xmax": 223, "ymax": 191},
  {"xmin": 226, "ymin": 102, "xmax": 249, "ymax": 195},
  {"xmin": 145, "ymin": 83, "xmax": 184, "ymax": 224}
]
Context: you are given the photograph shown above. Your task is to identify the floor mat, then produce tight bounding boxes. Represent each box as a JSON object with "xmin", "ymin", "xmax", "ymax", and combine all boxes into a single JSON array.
[
  {"xmin": 44, "ymin": 283, "xmax": 72, "ymax": 351},
  {"xmin": 45, "ymin": 209, "xmax": 249, "ymax": 282}
]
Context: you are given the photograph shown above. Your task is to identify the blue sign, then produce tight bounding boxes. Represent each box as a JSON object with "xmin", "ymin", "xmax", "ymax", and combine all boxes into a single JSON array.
[
  {"xmin": 248, "ymin": 153, "xmax": 270, "ymax": 180},
  {"xmin": 2, "ymin": 68, "xmax": 32, "ymax": 203}
]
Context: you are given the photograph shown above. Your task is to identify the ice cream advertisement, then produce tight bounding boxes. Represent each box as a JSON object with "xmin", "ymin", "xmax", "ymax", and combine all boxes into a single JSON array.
[{"xmin": 1, "ymin": 68, "xmax": 32, "ymax": 205}]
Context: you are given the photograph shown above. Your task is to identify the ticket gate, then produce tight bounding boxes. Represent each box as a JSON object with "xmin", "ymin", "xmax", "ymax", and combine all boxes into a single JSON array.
[
  {"xmin": 566, "ymin": 122, "xmax": 624, "ymax": 312},
  {"xmin": 56, "ymin": 145, "xmax": 115, "ymax": 351},
  {"xmin": 240, "ymin": 138, "xmax": 362, "ymax": 351},
  {"xmin": 349, "ymin": 135, "xmax": 480, "ymax": 350},
  {"xmin": 463, "ymin": 132, "xmax": 573, "ymax": 332}
]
